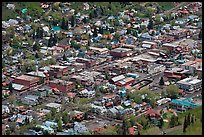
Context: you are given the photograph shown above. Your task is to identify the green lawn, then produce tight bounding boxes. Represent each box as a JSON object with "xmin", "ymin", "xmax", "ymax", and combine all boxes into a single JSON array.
[
  {"xmin": 158, "ymin": 2, "xmax": 175, "ymax": 10},
  {"xmin": 141, "ymin": 126, "xmax": 162, "ymax": 135}
]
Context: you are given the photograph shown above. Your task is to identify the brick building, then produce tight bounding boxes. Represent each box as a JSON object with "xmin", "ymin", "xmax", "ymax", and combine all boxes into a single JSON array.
[
  {"xmin": 49, "ymin": 79, "xmax": 74, "ymax": 92},
  {"xmin": 49, "ymin": 65, "xmax": 69, "ymax": 77},
  {"xmin": 12, "ymin": 75, "xmax": 40, "ymax": 90},
  {"xmin": 76, "ymin": 58, "xmax": 96, "ymax": 68},
  {"xmin": 110, "ymin": 48, "xmax": 133, "ymax": 58}
]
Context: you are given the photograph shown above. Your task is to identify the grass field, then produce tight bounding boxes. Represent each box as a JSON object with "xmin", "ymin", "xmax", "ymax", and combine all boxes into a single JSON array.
[{"xmin": 158, "ymin": 2, "xmax": 175, "ymax": 11}]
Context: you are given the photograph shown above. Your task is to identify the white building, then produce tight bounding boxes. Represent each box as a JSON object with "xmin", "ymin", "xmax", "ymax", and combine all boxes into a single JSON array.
[
  {"xmin": 147, "ymin": 63, "xmax": 166, "ymax": 74},
  {"xmin": 177, "ymin": 77, "xmax": 202, "ymax": 92}
]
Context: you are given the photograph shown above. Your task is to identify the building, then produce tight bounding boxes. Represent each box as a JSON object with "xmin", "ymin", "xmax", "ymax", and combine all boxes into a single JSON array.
[
  {"xmin": 89, "ymin": 47, "xmax": 109, "ymax": 55},
  {"xmin": 26, "ymin": 71, "xmax": 49, "ymax": 84},
  {"xmin": 49, "ymin": 65, "xmax": 69, "ymax": 77},
  {"xmin": 21, "ymin": 95, "xmax": 39, "ymax": 106},
  {"xmin": 181, "ymin": 60, "xmax": 202, "ymax": 74},
  {"xmin": 147, "ymin": 63, "xmax": 166, "ymax": 75},
  {"xmin": 76, "ymin": 58, "xmax": 96, "ymax": 68},
  {"xmin": 44, "ymin": 103, "xmax": 62, "ymax": 112},
  {"xmin": 49, "ymin": 79, "xmax": 74, "ymax": 92},
  {"xmin": 170, "ymin": 98, "xmax": 200, "ymax": 112},
  {"xmin": 110, "ymin": 48, "xmax": 133, "ymax": 58},
  {"xmin": 176, "ymin": 77, "xmax": 202, "ymax": 92},
  {"xmin": 12, "ymin": 75, "xmax": 40, "ymax": 90},
  {"xmin": 141, "ymin": 41, "xmax": 157, "ymax": 49},
  {"xmin": 34, "ymin": 86, "xmax": 52, "ymax": 97}
]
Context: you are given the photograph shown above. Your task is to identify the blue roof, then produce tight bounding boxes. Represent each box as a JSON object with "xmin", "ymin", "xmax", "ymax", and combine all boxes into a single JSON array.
[
  {"xmin": 171, "ymin": 98, "xmax": 200, "ymax": 107},
  {"xmin": 51, "ymin": 26, "xmax": 61, "ymax": 32}
]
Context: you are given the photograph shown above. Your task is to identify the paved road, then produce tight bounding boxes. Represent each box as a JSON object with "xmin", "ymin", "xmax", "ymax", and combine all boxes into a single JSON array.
[{"xmin": 163, "ymin": 2, "xmax": 189, "ymax": 14}]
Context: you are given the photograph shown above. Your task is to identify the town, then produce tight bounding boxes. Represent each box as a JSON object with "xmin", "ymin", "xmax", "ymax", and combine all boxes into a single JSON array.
[{"xmin": 2, "ymin": 2, "xmax": 202, "ymax": 135}]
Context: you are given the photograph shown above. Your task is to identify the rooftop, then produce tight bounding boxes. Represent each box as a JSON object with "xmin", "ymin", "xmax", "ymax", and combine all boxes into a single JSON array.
[
  {"xmin": 111, "ymin": 48, "xmax": 132, "ymax": 53},
  {"xmin": 177, "ymin": 77, "xmax": 202, "ymax": 85},
  {"xmin": 15, "ymin": 75, "xmax": 40, "ymax": 81}
]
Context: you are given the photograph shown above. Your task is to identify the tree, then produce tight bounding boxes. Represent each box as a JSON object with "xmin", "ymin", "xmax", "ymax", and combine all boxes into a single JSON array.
[
  {"xmin": 114, "ymin": 32, "xmax": 120, "ymax": 40},
  {"xmin": 169, "ymin": 115, "xmax": 179, "ymax": 128},
  {"xmin": 57, "ymin": 119, "xmax": 63, "ymax": 131},
  {"xmin": 183, "ymin": 116, "xmax": 187, "ymax": 132},
  {"xmin": 166, "ymin": 84, "xmax": 179, "ymax": 99},
  {"xmin": 51, "ymin": 108, "xmax": 57, "ymax": 118},
  {"xmin": 147, "ymin": 19, "xmax": 154, "ymax": 30},
  {"xmin": 33, "ymin": 44, "xmax": 39, "ymax": 51},
  {"xmin": 62, "ymin": 112, "xmax": 69, "ymax": 124},
  {"xmin": 159, "ymin": 118, "xmax": 164, "ymax": 129},
  {"xmin": 187, "ymin": 113, "xmax": 191, "ymax": 126},
  {"xmin": 99, "ymin": 27, "xmax": 104, "ymax": 34},
  {"xmin": 159, "ymin": 77, "xmax": 165, "ymax": 86},
  {"xmin": 198, "ymin": 29, "xmax": 202, "ymax": 40},
  {"xmin": 70, "ymin": 15, "xmax": 76, "ymax": 27},
  {"xmin": 10, "ymin": 121, "xmax": 16, "ymax": 132},
  {"xmin": 191, "ymin": 114, "xmax": 195, "ymax": 124},
  {"xmin": 8, "ymin": 82, "xmax": 13, "ymax": 93},
  {"xmin": 93, "ymin": 28, "xmax": 98, "ymax": 37},
  {"xmin": 126, "ymin": 28, "xmax": 131, "ymax": 34},
  {"xmin": 62, "ymin": 54, "xmax": 67, "ymax": 61},
  {"xmin": 35, "ymin": 52, "xmax": 39, "ymax": 58},
  {"xmin": 48, "ymin": 37, "xmax": 53, "ymax": 47},
  {"xmin": 122, "ymin": 119, "xmax": 127, "ymax": 135},
  {"xmin": 61, "ymin": 17, "xmax": 66, "ymax": 30},
  {"xmin": 89, "ymin": 11, "xmax": 95, "ymax": 19}
]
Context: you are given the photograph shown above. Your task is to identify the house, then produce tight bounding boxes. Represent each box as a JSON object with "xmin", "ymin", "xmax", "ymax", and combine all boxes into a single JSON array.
[
  {"xmin": 110, "ymin": 48, "xmax": 133, "ymax": 58},
  {"xmin": 181, "ymin": 60, "xmax": 202, "ymax": 74},
  {"xmin": 78, "ymin": 89, "xmax": 95, "ymax": 98},
  {"xmin": 51, "ymin": 26, "xmax": 61, "ymax": 33},
  {"xmin": 7, "ymin": 4, "xmax": 15, "ymax": 10},
  {"xmin": 21, "ymin": 95, "xmax": 39, "ymax": 106},
  {"xmin": 2, "ymin": 105, "xmax": 10, "ymax": 114},
  {"xmin": 107, "ymin": 107, "xmax": 120, "ymax": 118},
  {"xmin": 73, "ymin": 122, "xmax": 88, "ymax": 134},
  {"xmin": 156, "ymin": 98, "xmax": 171, "ymax": 106},
  {"xmin": 49, "ymin": 79, "xmax": 74, "ymax": 92},
  {"xmin": 145, "ymin": 109, "xmax": 161, "ymax": 124},
  {"xmin": 44, "ymin": 103, "xmax": 62, "ymax": 112},
  {"xmin": 12, "ymin": 75, "xmax": 40, "ymax": 90},
  {"xmin": 141, "ymin": 41, "xmax": 157, "ymax": 49},
  {"xmin": 91, "ymin": 104, "xmax": 107, "ymax": 115},
  {"xmin": 34, "ymin": 86, "xmax": 52, "ymax": 97},
  {"xmin": 170, "ymin": 98, "xmax": 201, "ymax": 112},
  {"xmin": 176, "ymin": 77, "xmax": 202, "ymax": 92}
]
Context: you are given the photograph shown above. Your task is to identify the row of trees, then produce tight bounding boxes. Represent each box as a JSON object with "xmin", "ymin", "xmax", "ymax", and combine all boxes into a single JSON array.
[{"xmin": 183, "ymin": 113, "xmax": 196, "ymax": 132}]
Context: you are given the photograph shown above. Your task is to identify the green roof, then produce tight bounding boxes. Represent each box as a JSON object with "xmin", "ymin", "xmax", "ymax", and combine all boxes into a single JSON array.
[{"xmin": 22, "ymin": 8, "xmax": 28, "ymax": 14}]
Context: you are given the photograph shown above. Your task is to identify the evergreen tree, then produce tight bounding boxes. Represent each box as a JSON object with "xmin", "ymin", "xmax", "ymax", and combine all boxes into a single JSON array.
[
  {"xmin": 127, "ymin": 28, "xmax": 131, "ymax": 34},
  {"xmin": 147, "ymin": 19, "xmax": 154, "ymax": 30},
  {"xmin": 99, "ymin": 27, "xmax": 104, "ymax": 34},
  {"xmin": 93, "ymin": 28, "xmax": 98, "ymax": 37},
  {"xmin": 89, "ymin": 11, "xmax": 95, "ymax": 19},
  {"xmin": 198, "ymin": 29, "xmax": 202, "ymax": 40},
  {"xmin": 61, "ymin": 17, "xmax": 66, "ymax": 30},
  {"xmin": 191, "ymin": 114, "xmax": 195, "ymax": 124},
  {"xmin": 187, "ymin": 113, "xmax": 191, "ymax": 126},
  {"xmin": 35, "ymin": 52, "xmax": 39, "ymax": 58},
  {"xmin": 57, "ymin": 120, "xmax": 63, "ymax": 131},
  {"xmin": 33, "ymin": 44, "xmax": 38, "ymax": 51},
  {"xmin": 8, "ymin": 82, "xmax": 13, "ymax": 93},
  {"xmin": 159, "ymin": 77, "xmax": 165, "ymax": 85},
  {"xmin": 52, "ymin": 34, "xmax": 58, "ymax": 46},
  {"xmin": 122, "ymin": 120, "xmax": 127, "ymax": 135},
  {"xmin": 62, "ymin": 112, "xmax": 69, "ymax": 124},
  {"xmin": 183, "ymin": 116, "xmax": 187, "ymax": 133},
  {"xmin": 71, "ymin": 15, "xmax": 76, "ymax": 27},
  {"xmin": 138, "ymin": 130, "xmax": 141, "ymax": 135},
  {"xmin": 63, "ymin": 54, "xmax": 67, "ymax": 61},
  {"xmin": 48, "ymin": 37, "xmax": 52, "ymax": 47},
  {"xmin": 65, "ymin": 20, "xmax": 69, "ymax": 30}
]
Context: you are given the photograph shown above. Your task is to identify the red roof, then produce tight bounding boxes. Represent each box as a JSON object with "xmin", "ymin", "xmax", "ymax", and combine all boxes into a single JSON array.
[
  {"xmin": 145, "ymin": 109, "xmax": 161, "ymax": 117},
  {"xmin": 128, "ymin": 127, "xmax": 135, "ymax": 135}
]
